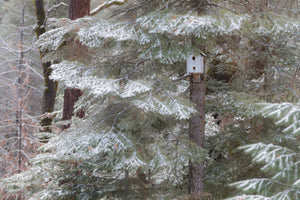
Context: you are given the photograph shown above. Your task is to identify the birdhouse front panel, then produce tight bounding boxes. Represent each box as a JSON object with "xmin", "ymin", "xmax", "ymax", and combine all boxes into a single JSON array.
[{"xmin": 187, "ymin": 55, "xmax": 204, "ymax": 73}]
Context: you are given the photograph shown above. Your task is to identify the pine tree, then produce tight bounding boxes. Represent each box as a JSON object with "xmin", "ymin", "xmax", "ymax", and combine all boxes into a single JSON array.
[
  {"xmin": 206, "ymin": 1, "xmax": 300, "ymax": 198},
  {"xmin": 228, "ymin": 103, "xmax": 300, "ymax": 200},
  {"xmin": 1, "ymin": 0, "xmax": 299, "ymax": 199}
]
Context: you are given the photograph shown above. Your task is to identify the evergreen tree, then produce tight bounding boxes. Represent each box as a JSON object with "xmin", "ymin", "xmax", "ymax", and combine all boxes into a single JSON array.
[
  {"xmin": 228, "ymin": 103, "xmax": 300, "ymax": 200},
  {"xmin": 1, "ymin": 0, "xmax": 299, "ymax": 199}
]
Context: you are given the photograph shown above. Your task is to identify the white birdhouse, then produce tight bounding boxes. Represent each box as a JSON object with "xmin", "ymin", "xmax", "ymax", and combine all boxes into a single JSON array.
[{"xmin": 187, "ymin": 54, "xmax": 205, "ymax": 73}]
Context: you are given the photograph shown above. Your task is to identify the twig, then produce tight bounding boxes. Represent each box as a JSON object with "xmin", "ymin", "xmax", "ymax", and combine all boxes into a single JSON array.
[
  {"xmin": 47, "ymin": 2, "xmax": 68, "ymax": 13},
  {"xmin": 90, "ymin": 0, "xmax": 128, "ymax": 16}
]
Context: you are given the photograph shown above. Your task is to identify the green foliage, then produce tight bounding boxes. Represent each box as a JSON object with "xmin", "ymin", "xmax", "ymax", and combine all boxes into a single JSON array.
[
  {"xmin": 228, "ymin": 103, "xmax": 300, "ymax": 200},
  {"xmin": 1, "ymin": 0, "xmax": 299, "ymax": 199}
]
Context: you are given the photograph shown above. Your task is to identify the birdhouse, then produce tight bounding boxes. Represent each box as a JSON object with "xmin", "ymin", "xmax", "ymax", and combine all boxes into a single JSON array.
[{"xmin": 187, "ymin": 54, "xmax": 205, "ymax": 74}]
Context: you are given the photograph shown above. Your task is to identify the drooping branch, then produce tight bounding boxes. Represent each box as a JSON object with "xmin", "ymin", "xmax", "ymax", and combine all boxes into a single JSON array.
[{"xmin": 89, "ymin": 0, "xmax": 128, "ymax": 16}]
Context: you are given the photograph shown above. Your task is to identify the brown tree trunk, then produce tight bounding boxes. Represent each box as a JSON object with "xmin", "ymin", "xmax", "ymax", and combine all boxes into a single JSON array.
[
  {"xmin": 69, "ymin": 0, "xmax": 90, "ymax": 20},
  {"xmin": 62, "ymin": 88, "xmax": 84, "ymax": 129},
  {"xmin": 188, "ymin": 72, "xmax": 205, "ymax": 199},
  {"xmin": 62, "ymin": 0, "xmax": 90, "ymax": 129},
  {"xmin": 33, "ymin": 0, "xmax": 58, "ymax": 132}
]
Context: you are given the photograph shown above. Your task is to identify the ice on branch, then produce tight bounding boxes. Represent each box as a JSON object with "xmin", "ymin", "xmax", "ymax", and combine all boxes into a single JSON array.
[
  {"xmin": 271, "ymin": 190, "xmax": 300, "ymax": 200},
  {"xmin": 120, "ymin": 80, "xmax": 152, "ymax": 98},
  {"xmin": 50, "ymin": 60, "xmax": 80, "ymax": 82},
  {"xmin": 148, "ymin": 149, "xmax": 188, "ymax": 185},
  {"xmin": 78, "ymin": 20, "xmax": 154, "ymax": 48},
  {"xmin": 37, "ymin": 17, "xmax": 91, "ymax": 52},
  {"xmin": 137, "ymin": 12, "xmax": 249, "ymax": 38},
  {"xmin": 78, "ymin": 21, "xmax": 137, "ymax": 47},
  {"xmin": 134, "ymin": 95, "xmax": 195, "ymax": 120},
  {"xmin": 229, "ymin": 178, "xmax": 279, "ymax": 197},
  {"xmin": 205, "ymin": 114, "xmax": 220, "ymax": 137},
  {"xmin": 114, "ymin": 152, "xmax": 146, "ymax": 171},
  {"xmin": 239, "ymin": 143, "xmax": 296, "ymax": 171},
  {"xmin": 140, "ymin": 38, "xmax": 189, "ymax": 64},
  {"xmin": 149, "ymin": 150, "xmax": 172, "ymax": 184},
  {"xmin": 76, "ymin": 12, "xmax": 250, "ymax": 64},
  {"xmin": 96, "ymin": 130, "xmax": 133, "ymax": 154},
  {"xmin": 294, "ymin": 179, "xmax": 300, "ymax": 188},
  {"xmin": 90, "ymin": 0, "xmax": 128, "ymax": 16},
  {"xmin": 254, "ymin": 15, "xmax": 300, "ymax": 38},
  {"xmin": 36, "ymin": 12, "xmax": 299, "ymax": 64},
  {"xmin": 37, "ymin": 26, "xmax": 70, "ymax": 52},
  {"xmin": 273, "ymin": 159, "xmax": 300, "ymax": 183},
  {"xmin": 51, "ymin": 61, "xmax": 152, "ymax": 97},
  {"xmin": 226, "ymin": 194, "xmax": 271, "ymax": 200},
  {"xmin": 259, "ymin": 103, "xmax": 300, "ymax": 135},
  {"xmin": 231, "ymin": 102, "xmax": 300, "ymax": 200},
  {"xmin": 51, "ymin": 61, "xmax": 119, "ymax": 96},
  {"xmin": 41, "ymin": 127, "xmax": 134, "ymax": 162}
]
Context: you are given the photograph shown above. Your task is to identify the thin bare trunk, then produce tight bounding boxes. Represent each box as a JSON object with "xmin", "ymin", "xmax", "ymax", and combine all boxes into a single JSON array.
[
  {"xmin": 15, "ymin": 5, "xmax": 26, "ymax": 200},
  {"xmin": 16, "ymin": 3, "xmax": 25, "ymax": 175}
]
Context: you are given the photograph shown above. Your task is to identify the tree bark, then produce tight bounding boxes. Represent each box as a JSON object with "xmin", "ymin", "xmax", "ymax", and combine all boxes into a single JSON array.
[
  {"xmin": 16, "ymin": 3, "xmax": 25, "ymax": 175},
  {"xmin": 62, "ymin": 0, "xmax": 90, "ymax": 129},
  {"xmin": 33, "ymin": 0, "xmax": 58, "ymax": 132},
  {"xmin": 62, "ymin": 88, "xmax": 84, "ymax": 129},
  {"xmin": 188, "ymin": 72, "xmax": 205, "ymax": 199},
  {"xmin": 69, "ymin": 0, "xmax": 90, "ymax": 20}
]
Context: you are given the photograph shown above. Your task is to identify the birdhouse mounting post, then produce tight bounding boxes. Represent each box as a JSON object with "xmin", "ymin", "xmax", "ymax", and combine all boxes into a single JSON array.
[{"xmin": 188, "ymin": 53, "xmax": 206, "ymax": 196}]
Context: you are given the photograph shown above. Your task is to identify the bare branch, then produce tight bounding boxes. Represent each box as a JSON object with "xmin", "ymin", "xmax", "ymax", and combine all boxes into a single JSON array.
[
  {"xmin": 90, "ymin": 0, "xmax": 128, "ymax": 16},
  {"xmin": 47, "ymin": 2, "xmax": 68, "ymax": 13}
]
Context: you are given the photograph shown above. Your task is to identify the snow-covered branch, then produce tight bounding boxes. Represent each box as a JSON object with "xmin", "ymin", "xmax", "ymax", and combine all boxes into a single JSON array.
[
  {"xmin": 47, "ymin": 2, "xmax": 68, "ymax": 13},
  {"xmin": 90, "ymin": 0, "xmax": 128, "ymax": 16}
]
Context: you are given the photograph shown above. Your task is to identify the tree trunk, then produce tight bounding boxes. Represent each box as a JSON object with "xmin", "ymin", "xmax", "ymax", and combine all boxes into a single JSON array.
[
  {"xmin": 62, "ymin": 0, "xmax": 90, "ymax": 129},
  {"xmin": 16, "ymin": 3, "xmax": 25, "ymax": 175},
  {"xmin": 15, "ymin": 5, "xmax": 26, "ymax": 200},
  {"xmin": 62, "ymin": 88, "xmax": 84, "ymax": 129},
  {"xmin": 33, "ymin": 0, "xmax": 58, "ymax": 132},
  {"xmin": 188, "ymin": 72, "xmax": 205, "ymax": 199},
  {"xmin": 69, "ymin": 0, "xmax": 90, "ymax": 20}
]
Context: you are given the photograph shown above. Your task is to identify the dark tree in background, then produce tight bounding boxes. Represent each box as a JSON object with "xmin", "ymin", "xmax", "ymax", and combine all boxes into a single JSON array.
[
  {"xmin": 33, "ymin": 0, "xmax": 58, "ymax": 132},
  {"xmin": 62, "ymin": 0, "xmax": 90, "ymax": 129},
  {"xmin": 69, "ymin": 0, "xmax": 90, "ymax": 19}
]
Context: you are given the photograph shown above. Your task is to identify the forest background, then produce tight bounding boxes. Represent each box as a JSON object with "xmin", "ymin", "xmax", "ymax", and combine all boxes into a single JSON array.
[{"xmin": 0, "ymin": 0, "xmax": 299, "ymax": 200}]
